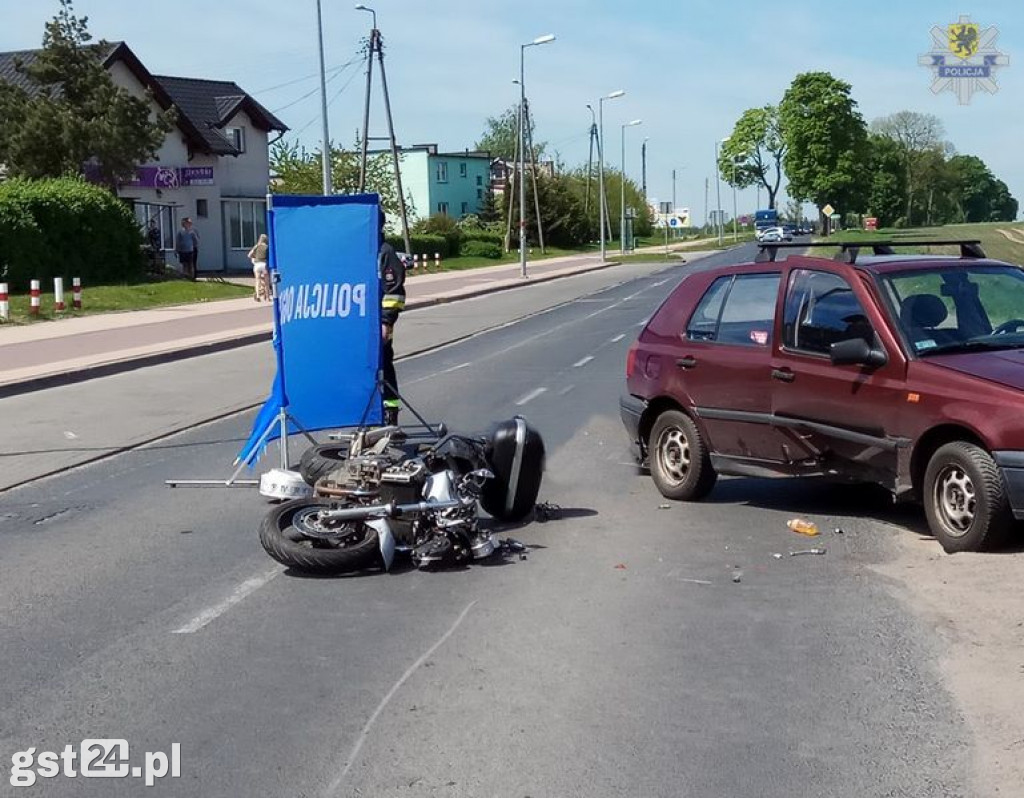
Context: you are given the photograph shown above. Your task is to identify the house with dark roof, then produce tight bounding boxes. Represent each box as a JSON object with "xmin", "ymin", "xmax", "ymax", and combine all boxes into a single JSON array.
[{"xmin": 0, "ymin": 41, "xmax": 287, "ymax": 273}]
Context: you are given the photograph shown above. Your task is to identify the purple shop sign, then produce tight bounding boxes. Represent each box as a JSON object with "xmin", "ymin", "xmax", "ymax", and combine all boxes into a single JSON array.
[
  {"xmin": 121, "ymin": 165, "xmax": 215, "ymax": 188},
  {"xmin": 181, "ymin": 166, "xmax": 214, "ymax": 186}
]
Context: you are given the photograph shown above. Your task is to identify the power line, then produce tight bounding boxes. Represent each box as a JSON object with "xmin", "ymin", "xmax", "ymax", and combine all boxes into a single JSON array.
[
  {"xmin": 269, "ymin": 52, "xmax": 362, "ymax": 114},
  {"xmin": 255, "ymin": 56, "xmax": 360, "ymax": 95},
  {"xmin": 292, "ymin": 61, "xmax": 364, "ymax": 137}
]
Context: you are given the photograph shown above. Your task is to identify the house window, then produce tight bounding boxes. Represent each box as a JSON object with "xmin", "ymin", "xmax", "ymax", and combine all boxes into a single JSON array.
[
  {"xmin": 477, "ymin": 189, "xmax": 483, "ymax": 199},
  {"xmin": 476, "ymin": 175, "xmax": 483, "ymax": 186},
  {"xmin": 459, "ymin": 163, "xmax": 467, "ymax": 178},
  {"xmin": 436, "ymin": 162, "xmax": 448, "ymax": 183},
  {"xmin": 223, "ymin": 199, "xmax": 267, "ymax": 249},
  {"xmin": 437, "ymin": 202, "xmax": 449, "ymax": 216},
  {"xmin": 461, "ymin": 202, "xmax": 469, "ymax": 215},
  {"xmin": 134, "ymin": 203, "xmax": 174, "ymax": 249},
  {"xmin": 196, "ymin": 198, "xmax": 208, "ymax": 218},
  {"xmin": 226, "ymin": 127, "xmax": 246, "ymax": 153}
]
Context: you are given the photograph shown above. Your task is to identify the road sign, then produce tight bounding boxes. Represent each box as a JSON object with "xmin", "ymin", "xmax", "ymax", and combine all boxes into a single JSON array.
[
  {"xmin": 822, "ymin": 203, "xmax": 835, "ymax": 216},
  {"xmin": 668, "ymin": 216, "xmax": 680, "ymax": 228},
  {"xmin": 659, "ymin": 201, "xmax": 672, "ymax": 214}
]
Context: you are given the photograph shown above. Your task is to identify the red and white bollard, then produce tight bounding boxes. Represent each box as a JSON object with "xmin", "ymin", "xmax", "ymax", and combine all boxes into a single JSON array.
[
  {"xmin": 29, "ymin": 279, "xmax": 40, "ymax": 317},
  {"xmin": 0, "ymin": 283, "xmax": 8, "ymax": 321},
  {"xmin": 434, "ymin": 252, "xmax": 441, "ymax": 271},
  {"xmin": 53, "ymin": 277, "xmax": 65, "ymax": 312},
  {"xmin": 72, "ymin": 277, "xmax": 82, "ymax": 310},
  {"xmin": 412, "ymin": 254, "xmax": 419, "ymax": 270}
]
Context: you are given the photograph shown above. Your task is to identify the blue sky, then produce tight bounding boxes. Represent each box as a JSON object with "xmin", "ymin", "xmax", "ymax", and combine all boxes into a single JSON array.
[{"xmin": 2, "ymin": 0, "xmax": 1021, "ymax": 221}]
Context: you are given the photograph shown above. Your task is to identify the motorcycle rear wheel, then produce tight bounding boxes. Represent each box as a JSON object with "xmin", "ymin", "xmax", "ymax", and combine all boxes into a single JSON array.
[
  {"xmin": 259, "ymin": 498, "xmax": 380, "ymax": 574},
  {"xmin": 298, "ymin": 443, "xmax": 349, "ymax": 486}
]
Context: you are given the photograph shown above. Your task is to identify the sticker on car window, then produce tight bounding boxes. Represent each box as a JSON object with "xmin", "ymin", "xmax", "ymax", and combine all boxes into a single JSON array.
[
  {"xmin": 915, "ymin": 339, "xmax": 937, "ymax": 351},
  {"xmin": 749, "ymin": 330, "xmax": 769, "ymax": 346}
]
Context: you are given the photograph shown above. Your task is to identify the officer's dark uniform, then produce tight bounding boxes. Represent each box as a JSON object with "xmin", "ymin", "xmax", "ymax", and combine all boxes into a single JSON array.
[{"xmin": 379, "ymin": 218, "xmax": 406, "ymax": 426}]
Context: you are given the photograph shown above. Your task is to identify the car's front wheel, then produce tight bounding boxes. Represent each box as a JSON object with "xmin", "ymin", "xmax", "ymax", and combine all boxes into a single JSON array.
[
  {"xmin": 648, "ymin": 410, "xmax": 717, "ymax": 501},
  {"xmin": 923, "ymin": 441, "xmax": 1013, "ymax": 552}
]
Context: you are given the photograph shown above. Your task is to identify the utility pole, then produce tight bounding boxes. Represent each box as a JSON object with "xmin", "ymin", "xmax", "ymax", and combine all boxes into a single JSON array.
[
  {"xmin": 355, "ymin": 7, "xmax": 411, "ymax": 254},
  {"xmin": 315, "ymin": 0, "xmax": 332, "ymax": 195},
  {"xmin": 641, "ymin": 137, "xmax": 648, "ymax": 201}
]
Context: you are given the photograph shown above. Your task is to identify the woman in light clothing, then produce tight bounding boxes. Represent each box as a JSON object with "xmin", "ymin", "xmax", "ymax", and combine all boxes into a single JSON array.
[{"xmin": 247, "ymin": 234, "xmax": 270, "ymax": 302}]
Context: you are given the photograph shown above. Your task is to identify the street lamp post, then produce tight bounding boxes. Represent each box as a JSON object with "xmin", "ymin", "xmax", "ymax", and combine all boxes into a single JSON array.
[
  {"xmin": 713, "ymin": 139, "xmax": 723, "ymax": 244},
  {"xmin": 620, "ymin": 119, "xmax": 642, "ymax": 255},
  {"xmin": 641, "ymin": 137, "xmax": 648, "ymax": 201},
  {"xmin": 730, "ymin": 156, "xmax": 738, "ymax": 242},
  {"xmin": 518, "ymin": 33, "xmax": 555, "ymax": 279},
  {"xmin": 597, "ymin": 90, "xmax": 624, "ymax": 263},
  {"xmin": 315, "ymin": 0, "xmax": 333, "ymax": 195}
]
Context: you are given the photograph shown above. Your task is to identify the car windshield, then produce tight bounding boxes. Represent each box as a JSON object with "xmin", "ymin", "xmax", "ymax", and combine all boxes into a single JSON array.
[{"xmin": 878, "ymin": 264, "xmax": 1024, "ymax": 355}]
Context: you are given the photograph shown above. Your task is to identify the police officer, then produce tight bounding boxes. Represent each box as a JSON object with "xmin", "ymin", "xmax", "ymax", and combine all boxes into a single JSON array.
[{"xmin": 378, "ymin": 209, "xmax": 406, "ymax": 426}]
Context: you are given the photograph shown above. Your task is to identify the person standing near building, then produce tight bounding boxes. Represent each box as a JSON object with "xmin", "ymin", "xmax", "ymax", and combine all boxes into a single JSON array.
[
  {"xmin": 175, "ymin": 217, "xmax": 197, "ymax": 280},
  {"xmin": 247, "ymin": 233, "xmax": 270, "ymax": 301},
  {"xmin": 378, "ymin": 209, "xmax": 406, "ymax": 426}
]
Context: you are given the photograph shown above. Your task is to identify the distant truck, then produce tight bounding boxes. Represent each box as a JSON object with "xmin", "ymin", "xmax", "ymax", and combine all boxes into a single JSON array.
[{"xmin": 754, "ymin": 209, "xmax": 779, "ymax": 238}]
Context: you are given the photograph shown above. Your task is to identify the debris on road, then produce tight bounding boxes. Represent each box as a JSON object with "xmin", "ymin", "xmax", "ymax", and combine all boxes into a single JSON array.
[
  {"xmin": 614, "ymin": 563, "xmax": 627, "ymax": 570},
  {"xmin": 787, "ymin": 518, "xmax": 820, "ymax": 536},
  {"xmin": 772, "ymin": 553, "xmax": 783, "ymax": 560},
  {"xmin": 658, "ymin": 504, "xmax": 671, "ymax": 510},
  {"xmin": 790, "ymin": 548, "xmax": 827, "ymax": 556}
]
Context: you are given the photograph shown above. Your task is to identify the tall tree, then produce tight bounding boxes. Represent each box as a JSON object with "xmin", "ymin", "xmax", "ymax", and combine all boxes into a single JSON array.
[
  {"xmin": 474, "ymin": 104, "xmax": 546, "ymax": 161},
  {"xmin": 779, "ymin": 72, "xmax": 870, "ymax": 222},
  {"xmin": 945, "ymin": 154, "xmax": 1018, "ymax": 223},
  {"xmin": 718, "ymin": 105, "xmax": 786, "ymax": 210},
  {"xmin": 864, "ymin": 133, "xmax": 907, "ymax": 227},
  {"xmin": 0, "ymin": 0, "xmax": 172, "ymax": 186},
  {"xmin": 870, "ymin": 111, "xmax": 946, "ymax": 226},
  {"xmin": 269, "ymin": 139, "xmax": 416, "ymax": 219}
]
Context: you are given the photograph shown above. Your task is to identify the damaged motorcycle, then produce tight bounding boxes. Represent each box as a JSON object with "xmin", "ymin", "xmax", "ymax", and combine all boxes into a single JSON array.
[{"xmin": 259, "ymin": 417, "xmax": 545, "ymax": 574}]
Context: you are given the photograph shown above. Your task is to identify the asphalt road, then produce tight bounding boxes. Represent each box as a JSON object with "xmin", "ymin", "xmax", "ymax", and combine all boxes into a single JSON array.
[{"xmin": 0, "ymin": 244, "xmax": 972, "ymax": 797}]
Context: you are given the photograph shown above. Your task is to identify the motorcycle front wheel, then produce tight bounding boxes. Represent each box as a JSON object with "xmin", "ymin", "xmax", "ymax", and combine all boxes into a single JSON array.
[{"xmin": 259, "ymin": 498, "xmax": 380, "ymax": 574}]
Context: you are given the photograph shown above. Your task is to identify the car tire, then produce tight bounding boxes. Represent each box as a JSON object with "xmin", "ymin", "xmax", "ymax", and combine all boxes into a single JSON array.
[
  {"xmin": 648, "ymin": 410, "xmax": 717, "ymax": 501},
  {"xmin": 923, "ymin": 441, "xmax": 1013, "ymax": 553}
]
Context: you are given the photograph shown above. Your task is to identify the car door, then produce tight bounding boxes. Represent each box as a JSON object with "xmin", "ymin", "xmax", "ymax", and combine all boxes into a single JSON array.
[
  {"xmin": 770, "ymin": 266, "xmax": 910, "ymax": 482},
  {"xmin": 669, "ymin": 270, "xmax": 786, "ymax": 461}
]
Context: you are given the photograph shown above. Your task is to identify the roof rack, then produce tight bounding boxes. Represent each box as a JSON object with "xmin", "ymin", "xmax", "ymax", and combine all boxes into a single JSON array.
[{"xmin": 753, "ymin": 239, "xmax": 986, "ymax": 264}]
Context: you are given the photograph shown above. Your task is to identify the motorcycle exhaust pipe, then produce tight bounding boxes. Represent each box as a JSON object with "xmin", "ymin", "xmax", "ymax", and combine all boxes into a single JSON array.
[{"xmin": 320, "ymin": 498, "xmax": 463, "ymax": 523}]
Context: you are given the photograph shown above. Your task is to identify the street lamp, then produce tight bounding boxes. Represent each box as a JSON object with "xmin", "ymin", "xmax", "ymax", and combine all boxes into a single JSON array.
[
  {"xmin": 672, "ymin": 166, "xmax": 685, "ymax": 237},
  {"xmin": 597, "ymin": 90, "xmax": 624, "ymax": 263},
  {"xmin": 713, "ymin": 138, "xmax": 724, "ymax": 244},
  {"xmin": 641, "ymin": 137, "xmax": 649, "ymax": 201},
  {"xmin": 518, "ymin": 33, "xmax": 555, "ymax": 278},
  {"xmin": 722, "ymin": 137, "xmax": 738, "ymax": 243},
  {"xmin": 620, "ymin": 119, "xmax": 642, "ymax": 255},
  {"xmin": 354, "ymin": 2, "xmax": 375, "ymax": 28},
  {"xmin": 315, "ymin": 0, "xmax": 333, "ymax": 194}
]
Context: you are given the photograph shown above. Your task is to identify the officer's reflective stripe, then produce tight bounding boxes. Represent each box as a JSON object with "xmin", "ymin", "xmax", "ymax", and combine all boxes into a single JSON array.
[
  {"xmin": 383, "ymin": 399, "xmax": 401, "ymax": 408},
  {"xmin": 382, "ymin": 294, "xmax": 405, "ymax": 309}
]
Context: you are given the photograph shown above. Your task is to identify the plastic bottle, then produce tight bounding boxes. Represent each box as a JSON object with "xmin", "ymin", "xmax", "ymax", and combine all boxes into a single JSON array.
[{"xmin": 787, "ymin": 518, "xmax": 820, "ymax": 536}]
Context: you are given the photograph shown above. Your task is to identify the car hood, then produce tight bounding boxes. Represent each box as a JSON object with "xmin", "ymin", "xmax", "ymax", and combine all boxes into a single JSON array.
[{"xmin": 930, "ymin": 348, "xmax": 1024, "ymax": 390}]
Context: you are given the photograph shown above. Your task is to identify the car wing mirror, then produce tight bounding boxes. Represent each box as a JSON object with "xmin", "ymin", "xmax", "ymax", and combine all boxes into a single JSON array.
[{"xmin": 830, "ymin": 337, "xmax": 887, "ymax": 368}]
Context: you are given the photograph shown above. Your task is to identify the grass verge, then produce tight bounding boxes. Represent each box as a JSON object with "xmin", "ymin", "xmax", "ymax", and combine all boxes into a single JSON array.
[{"xmin": 814, "ymin": 221, "xmax": 1024, "ymax": 263}]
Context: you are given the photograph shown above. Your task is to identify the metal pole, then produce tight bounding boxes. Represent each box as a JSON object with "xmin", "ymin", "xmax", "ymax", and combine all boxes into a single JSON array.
[
  {"xmin": 714, "ymin": 140, "xmax": 723, "ymax": 245},
  {"xmin": 731, "ymin": 160, "xmax": 738, "ymax": 242},
  {"xmin": 641, "ymin": 138, "xmax": 647, "ymax": 201},
  {"xmin": 315, "ymin": 0, "xmax": 332, "ymax": 195},
  {"xmin": 518, "ymin": 44, "xmax": 527, "ymax": 278},
  {"xmin": 358, "ymin": 28, "xmax": 375, "ymax": 192},
  {"xmin": 620, "ymin": 124, "xmax": 626, "ymax": 255},
  {"xmin": 598, "ymin": 99, "xmax": 606, "ymax": 262},
  {"xmin": 375, "ymin": 31, "xmax": 411, "ymax": 254}
]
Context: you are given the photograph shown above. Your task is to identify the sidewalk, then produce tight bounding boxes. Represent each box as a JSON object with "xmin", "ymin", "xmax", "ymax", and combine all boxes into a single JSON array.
[{"xmin": 0, "ymin": 248, "xmax": 686, "ymax": 396}]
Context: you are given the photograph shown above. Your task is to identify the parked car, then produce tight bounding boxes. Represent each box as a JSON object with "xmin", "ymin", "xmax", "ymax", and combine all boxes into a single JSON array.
[{"xmin": 620, "ymin": 240, "xmax": 1024, "ymax": 552}]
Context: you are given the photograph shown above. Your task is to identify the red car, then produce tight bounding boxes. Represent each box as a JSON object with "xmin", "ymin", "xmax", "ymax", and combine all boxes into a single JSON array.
[{"xmin": 621, "ymin": 240, "xmax": 1024, "ymax": 552}]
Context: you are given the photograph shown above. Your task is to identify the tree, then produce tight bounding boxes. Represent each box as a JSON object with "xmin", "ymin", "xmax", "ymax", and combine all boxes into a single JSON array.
[
  {"xmin": 864, "ymin": 133, "xmax": 907, "ymax": 226},
  {"xmin": 269, "ymin": 139, "xmax": 416, "ymax": 219},
  {"xmin": 945, "ymin": 154, "xmax": 1018, "ymax": 223},
  {"xmin": 0, "ymin": 0, "xmax": 172, "ymax": 186},
  {"xmin": 475, "ymin": 104, "xmax": 546, "ymax": 161},
  {"xmin": 870, "ymin": 111, "xmax": 946, "ymax": 226},
  {"xmin": 779, "ymin": 72, "xmax": 870, "ymax": 222},
  {"xmin": 719, "ymin": 105, "xmax": 786, "ymax": 209}
]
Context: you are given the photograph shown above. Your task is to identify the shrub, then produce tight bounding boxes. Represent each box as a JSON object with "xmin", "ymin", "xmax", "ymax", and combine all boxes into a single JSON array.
[
  {"xmin": 0, "ymin": 177, "xmax": 145, "ymax": 291},
  {"xmin": 386, "ymin": 233, "xmax": 450, "ymax": 259},
  {"xmin": 412, "ymin": 213, "xmax": 462, "ymax": 255},
  {"xmin": 460, "ymin": 239, "xmax": 503, "ymax": 259}
]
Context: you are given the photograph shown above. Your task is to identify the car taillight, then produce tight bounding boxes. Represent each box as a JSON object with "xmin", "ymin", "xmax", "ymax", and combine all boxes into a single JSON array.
[{"xmin": 625, "ymin": 341, "xmax": 639, "ymax": 378}]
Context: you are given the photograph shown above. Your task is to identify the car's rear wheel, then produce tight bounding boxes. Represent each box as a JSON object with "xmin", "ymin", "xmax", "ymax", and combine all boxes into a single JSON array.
[
  {"xmin": 923, "ymin": 441, "xmax": 1012, "ymax": 552},
  {"xmin": 648, "ymin": 410, "xmax": 717, "ymax": 501}
]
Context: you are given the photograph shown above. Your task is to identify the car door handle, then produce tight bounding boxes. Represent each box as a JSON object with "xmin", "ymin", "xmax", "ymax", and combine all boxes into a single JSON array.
[
  {"xmin": 771, "ymin": 368, "xmax": 795, "ymax": 383},
  {"xmin": 676, "ymin": 356, "xmax": 697, "ymax": 369}
]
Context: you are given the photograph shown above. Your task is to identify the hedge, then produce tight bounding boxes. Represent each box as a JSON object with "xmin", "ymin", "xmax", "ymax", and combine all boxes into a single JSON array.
[
  {"xmin": 0, "ymin": 177, "xmax": 145, "ymax": 291},
  {"xmin": 386, "ymin": 233, "xmax": 450, "ymax": 259},
  {"xmin": 460, "ymin": 239, "xmax": 502, "ymax": 259}
]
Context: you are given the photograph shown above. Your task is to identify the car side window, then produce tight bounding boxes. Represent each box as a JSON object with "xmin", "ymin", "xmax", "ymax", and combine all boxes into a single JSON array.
[
  {"xmin": 783, "ymin": 269, "xmax": 874, "ymax": 355},
  {"xmin": 687, "ymin": 273, "xmax": 780, "ymax": 346}
]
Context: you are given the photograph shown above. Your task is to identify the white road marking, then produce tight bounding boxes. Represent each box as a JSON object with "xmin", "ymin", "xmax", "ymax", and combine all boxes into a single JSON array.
[
  {"xmin": 557, "ymin": 385, "xmax": 575, "ymax": 396},
  {"xmin": 572, "ymin": 355, "xmax": 594, "ymax": 368},
  {"xmin": 514, "ymin": 387, "xmax": 547, "ymax": 406},
  {"xmin": 610, "ymin": 334, "xmax": 626, "ymax": 342},
  {"xmin": 171, "ymin": 567, "xmax": 281, "ymax": 634},
  {"xmin": 651, "ymin": 278, "xmax": 669, "ymax": 287},
  {"xmin": 327, "ymin": 601, "xmax": 478, "ymax": 794}
]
